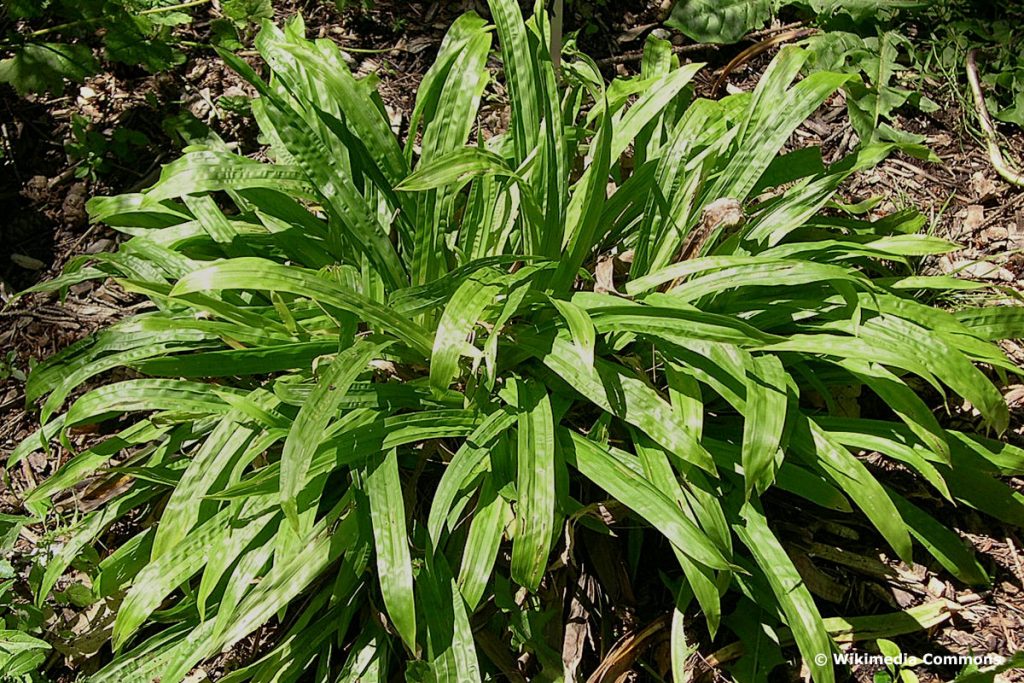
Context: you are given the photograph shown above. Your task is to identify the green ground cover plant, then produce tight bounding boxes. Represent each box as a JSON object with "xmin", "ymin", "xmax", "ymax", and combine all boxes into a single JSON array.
[
  {"xmin": 8, "ymin": 0, "xmax": 1024, "ymax": 680},
  {"xmin": 665, "ymin": 0, "xmax": 925, "ymax": 45},
  {"xmin": 0, "ymin": 0, "xmax": 271, "ymax": 96},
  {"xmin": 916, "ymin": 1, "xmax": 1024, "ymax": 128},
  {"xmin": 667, "ymin": 0, "xmax": 1024, "ymax": 149}
]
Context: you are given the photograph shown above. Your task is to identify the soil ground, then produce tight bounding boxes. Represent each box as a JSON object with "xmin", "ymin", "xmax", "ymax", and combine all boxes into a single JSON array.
[{"xmin": 2, "ymin": 1, "xmax": 1024, "ymax": 681}]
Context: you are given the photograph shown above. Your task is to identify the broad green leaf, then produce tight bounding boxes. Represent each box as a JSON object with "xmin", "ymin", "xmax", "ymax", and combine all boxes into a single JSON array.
[
  {"xmin": 741, "ymin": 355, "xmax": 789, "ymax": 497},
  {"xmin": 509, "ymin": 379, "xmax": 556, "ymax": 592},
  {"xmin": 366, "ymin": 449, "xmax": 417, "ymax": 649},
  {"xmin": 0, "ymin": 42, "xmax": 98, "ymax": 95},
  {"xmin": 171, "ymin": 258, "xmax": 433, "ymax": 356},
  {"xmin": 562, "ymin": 431, "xmax": 731, "ymax": 571},
  {"xmin": 213, "ymin": 497, "xmax": 357, "ymax": 656},
  {"xmin": 430, "ymin": 272, "xmax": 501, "ymax": 393},
  {"xmin": 146, "ymin": 150, "xmax": 310, "ymax": 201},
  {"xmin": 63, "ymin": 379, "xmax": 244, "ymax": 434},
  {"xmin": 487, "ymin": 0, "xmax": 539, "ymax": 163},
  {"xmin": 420, "ymin": 550, "xmax": 482, "ymax": 683},
  {"xmin": 548, "ymin": 296, "xmax": 596, "ymax": 367},
  {"xmin": 152, "ymin": 406, "xmax": 270, "ymax": 559},
  {"xmin": 457, "ymin": 475, "xmax": 507, "ymax": 609},
  {"xmin": 666, "ymin": 0, "xmax": 771, "ymax": 43},
  {"xmin": 399, "ymin": 147, "xmax": 521, "ymax": 191},
  {"xmin": 735, "ymin": 500, "xmax": 835, "ymax": 683},
  {"xmin": 280, "ymin": 342, "xmax": 383, "ymax": 528}
]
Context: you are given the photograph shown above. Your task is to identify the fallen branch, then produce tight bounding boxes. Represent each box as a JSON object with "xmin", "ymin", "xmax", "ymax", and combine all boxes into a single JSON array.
[
  {"xmin": 711, "ymin": 28, "xmax": 819, "ymax": 97},
  {"xmin": 967, "ymin": 49, "xmax": 1024, "ymax": 187},
  {"xmin": 595, "ymin": 22, "xmax": 808, "ymax": 69},
  {"xmin": 595, "ymin": 42, "xmax": 714, "ymax": 67},
  {"xmin": 586, "ymin": 614, "xmax": 670, "ymax": 683}
]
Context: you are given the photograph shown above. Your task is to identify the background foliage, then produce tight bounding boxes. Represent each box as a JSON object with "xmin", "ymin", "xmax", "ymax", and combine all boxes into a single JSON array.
[
  {"xmin": 0, "ymin": 0, "xmax": 271, "ymax": 96},
  {"xmin": 667, "ymin": 0, "xmax": 1024, "ymax": 145}
]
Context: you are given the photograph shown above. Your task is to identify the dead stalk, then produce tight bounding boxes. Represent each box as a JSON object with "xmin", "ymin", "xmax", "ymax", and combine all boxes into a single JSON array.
[{"xmin": 967, "ymin": 49, "xmax": 1024, "ymax": 187}]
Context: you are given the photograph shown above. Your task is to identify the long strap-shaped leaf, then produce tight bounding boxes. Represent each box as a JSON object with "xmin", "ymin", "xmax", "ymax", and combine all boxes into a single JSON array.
[
  {"xmin": 62, "ymin": 378, "xmax": 246, "ymax": 435},
  {"xmin": 280, "ymin": 341, "xmax": 385, "ymax": 529},
  {"xmin": 420, "ymin": 548, "xmax": 482, "ymax": 683},
  {"xmin": 741, "ymin": 354, "xmax": 789, "ymax": 497},
  {"xmin": 413, "ymin": 27, "xmax": 492, "ymax": 285},
  {"xmin": 430, "ymin": 271, "xmax": 502, "ymax": 393},
  {"xmin": 38, "ymin": 329, "xmax": 213, "ymax": 424},
  {"xmin": 509, "ymin": 379, "xmax": 556, "ymax": 592},
  {"xmin": 262, "ymin": 96, "xmax": 407, "ymax": 289},
  {"xmin": 366, "ymin": 449, "xmax": 417, "ymax": 650},
  {"xmin": 22, "ymin": 420, "xmax": 169, "ymax": 516},
  {"xmin": 709, "ymin": 47, "xmax": 851, "ymax": 203},
  {"xmin": 520, "ymin": 330, "xmax": 717, "ymax": 473},
  {"xmin": 144, "ymin": 150, "xmax": 311, "ymax": 202},
  {"xmin": 553, "ymin": 103, "xmax": 612, "ymax": 290},
  {"xmin": 562, "ymin": 430, "xmax": 731, "ymax": 571},
  {"xmin": 734, "ymin": 499, "xmax": 835, "ymax": 683},
  {"xmin": 220, "ymin": 410, "xmax": 483, "ymax": 501},
  {"xmin": 634, "ymin": 433, "xmax": 723, "ymax": 637},
  {"xmin": 796, "ymin": 418, "xmax": 913, "ymax": 562},
  {"xmin": 487, "ymin": 0, "xmax": 540, "ymax": 164},
  {"xmin": 457, "ymin": 473, "xmax": 508, "ymax": 610},
  {"xmin": 171, "ymin": 258, "xmax": 433, "ymax": 356},
  {"xmin": 37, "ymin": 484, "xmax": 161, "ymax": 606},
  {"xmin": 406, "ymin": 11, "xmax": 491, "ymax": 158}
]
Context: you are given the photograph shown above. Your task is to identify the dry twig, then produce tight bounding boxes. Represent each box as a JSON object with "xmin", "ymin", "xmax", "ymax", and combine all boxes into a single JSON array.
[
  {"xmin": 586, "ymin": 614, "xmax": 670, "ymax": 683},
  {"xmin": 595, "ymin": 42, "xmax": 713, "ymax": 67},
  {"xmin": 711, "ymin": 28, "xmax": 819, "ymax": 97},
  {"xmin": 967, "ymin": 49, "xmax": 1024, "ymax": 187}
]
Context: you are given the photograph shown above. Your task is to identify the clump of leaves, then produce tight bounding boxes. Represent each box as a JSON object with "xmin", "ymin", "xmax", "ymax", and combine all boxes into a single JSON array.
[
  {"xmin": 0, "ymin": 350, "xmax": 28, "ymax": 382},
  {"xmin": 0, "ymin": 630, "xmax": 49, "ymax": 682},
  {"xmin": 916, "ymin": 0, "xmax": 1024, "ymax": 128},
  {"xmin": 0, "ymin": 0, "xmax": 272, "ymax": 96},
  {"xmin": 665, "ymin": 1, "xmax": 943, "ymax": 148},
  {"xmin": 665, "ymin": 0, "xmax": 925, "ymax": 45},
  {"xmin": 65, "ymin": 115, "xmax": 152, "ymax": 181},
  {"xmin": 0, "ymin": 515, "xmax": 49, "ymax": 683},
  {"xmin": 667, "ymin": 0, "xmax": 1024, "ymax": 143},
  {"xmin": 802, "ymin": 30, "xmax": 939, "ymax": 150},
  {"xmin": 9, "ymin": 2, "xmax": 1024, "ymax": 682}
]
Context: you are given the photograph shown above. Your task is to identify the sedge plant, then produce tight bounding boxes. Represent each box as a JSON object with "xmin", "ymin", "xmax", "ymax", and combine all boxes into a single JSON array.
[{"xmin": 9, "ymin": 1, "xmax": 1024, "ymax": 681}]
